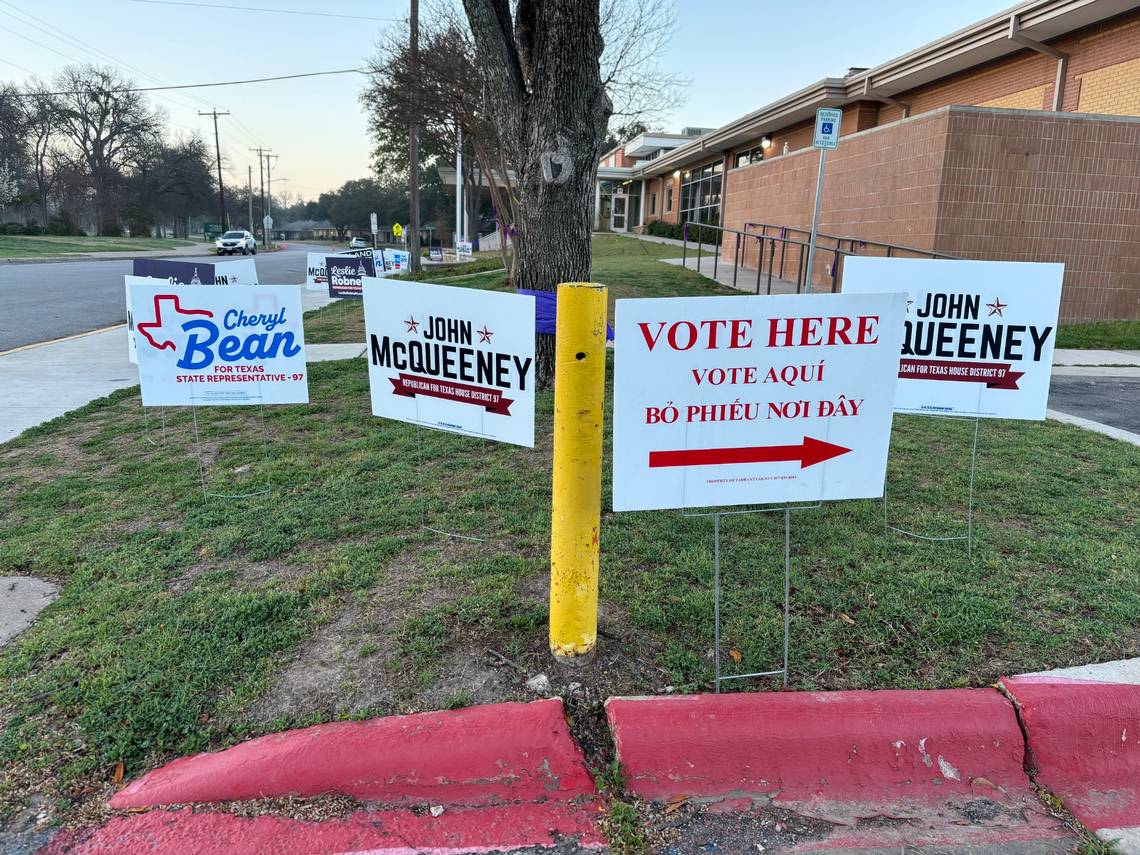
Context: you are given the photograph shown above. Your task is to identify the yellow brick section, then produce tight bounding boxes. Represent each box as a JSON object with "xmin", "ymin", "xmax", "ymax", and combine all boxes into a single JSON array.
[
  {"xmin": 978, "ymin": 85, "xmax": 1048, "ymax": 110},
  {"xmin": 1078, "ymin": 56, "xmax": 1140, "ymax": 116}
]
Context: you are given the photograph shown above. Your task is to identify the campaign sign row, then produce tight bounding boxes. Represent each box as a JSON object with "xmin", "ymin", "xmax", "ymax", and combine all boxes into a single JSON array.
[
  {"xmin": 124, "ymin": 257, "xmax": 1064, "ymax": 512},
  {"xmin": 304, "ymin": 247, "xmax": 411, "ymax": 291}
]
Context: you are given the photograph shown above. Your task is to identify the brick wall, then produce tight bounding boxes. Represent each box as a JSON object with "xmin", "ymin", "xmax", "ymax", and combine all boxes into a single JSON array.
[
  {"xmin": 936, "ymin": 108, "xmax": 1140, "ymax": 320},
  {"xmin": 720, "ymin": 106, "xmax": 1140, "ymax": 321},
  {"xmin": 722, "ymin": 110, "xmax": 949, "ymax": 281}
]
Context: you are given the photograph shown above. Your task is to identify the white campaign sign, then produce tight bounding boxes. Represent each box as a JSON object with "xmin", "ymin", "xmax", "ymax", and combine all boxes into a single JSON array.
[
  {"xmin": 125, "ymin": 275, "xmax": 155, "ymax": 364},
  {"xmin": 128, "ymin": 283, "xmax": 309, "ymax": 406},
  {"xmin": 842, "ymin": 258, "xmax": 1064, "ymax": 420},
  {"xmin": 613, "ymin": 292, "xmax": 907, "ymax": 512},
  {"xmin": 213, "ymin": 257, "xmax": 259, "ymax": 285},
  {"xmin": 363, "ymin": 278, "xmax": 536, "ymax": 447}
]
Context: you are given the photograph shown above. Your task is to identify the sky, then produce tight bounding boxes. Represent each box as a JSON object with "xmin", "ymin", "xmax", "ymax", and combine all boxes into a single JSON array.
[{"xmin": 0, "ymin": 0, "xmax": 1014, "ymax": 202}]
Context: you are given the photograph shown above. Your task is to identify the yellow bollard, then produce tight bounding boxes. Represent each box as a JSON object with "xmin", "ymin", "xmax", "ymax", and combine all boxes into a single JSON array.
[{"xmin": 549, "ymin": 281, "xmax": 608, "ymax": 663}]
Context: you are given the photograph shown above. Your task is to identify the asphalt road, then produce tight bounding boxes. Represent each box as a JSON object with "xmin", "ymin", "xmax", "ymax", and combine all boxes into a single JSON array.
[
  {"xmin": 1048, "ymin": 375, "xmax": 1140, "ymax": 433},
  {"xmin": 0, "ymin": 243, "xmax": 331, "ymax": 351}
]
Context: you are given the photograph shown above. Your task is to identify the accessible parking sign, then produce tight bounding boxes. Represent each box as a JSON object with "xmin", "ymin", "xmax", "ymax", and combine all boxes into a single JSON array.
[{"xmin": 612, "ymin": 292, "xmax": 907, "ymax": 511}]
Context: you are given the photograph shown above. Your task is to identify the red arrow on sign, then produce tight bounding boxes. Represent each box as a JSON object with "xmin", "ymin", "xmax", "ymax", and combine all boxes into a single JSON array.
[{"xmin": 648, "ymin": 436, "xmax": 852, "ymax": 470}]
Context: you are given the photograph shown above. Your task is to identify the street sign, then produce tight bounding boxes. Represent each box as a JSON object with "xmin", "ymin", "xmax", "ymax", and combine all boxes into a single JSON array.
[
  {"xmin": 392, "ymin": 222, "xmax": 403, "ymax": 238},
  {"xmin": 263, "ymin": 214, "xmax": 274, "ymax": 230},
  {"xmin": 370, "ymin": 212, "xmax": 378, "ymax": 235},
  {"xmin": 204, "ymin": 222, "xmax": 224, "ymax": 241},
  {"xmin": 841, "ymin": 258, "xmax": 1064, "ymax": 420},
  {"xmin": 127, "ymin": 283, "xmax": 309, "ymax": 406},
  {"xmin": 363, "ymin": 279, "xmax": 537, "ymax": 447},
  {"xmin": 612, "ymin": 291, "xmax": 907, "ymax": 511},
  {"xmin": 813, "ymin": 108, "xmax": 843, "ymax": 150}
]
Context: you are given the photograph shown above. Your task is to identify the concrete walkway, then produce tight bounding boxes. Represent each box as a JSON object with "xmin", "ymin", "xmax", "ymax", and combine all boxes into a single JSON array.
[{"xmin": 661, "ymin": 254, "xmax": 802, "ymax": 294}]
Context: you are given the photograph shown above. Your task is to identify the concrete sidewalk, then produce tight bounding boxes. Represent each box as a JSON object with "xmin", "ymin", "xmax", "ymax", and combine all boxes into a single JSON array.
[
  {"xmin": 662, "ymin": 254, "xmax": 802, "ymax": 294},
  {"xmin": 0, "ymin": 290, "xmax": 347, "ymax": 444}
]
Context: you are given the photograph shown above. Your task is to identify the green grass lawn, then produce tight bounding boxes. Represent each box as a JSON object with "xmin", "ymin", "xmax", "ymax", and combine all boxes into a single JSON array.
[
  {"xmin": 1, "ymin": 235, "xmax": 1137, "ymax": 823},
  {"xmin": 0, "ymin": 235, "xmax": 196, "ymax": 258},
  {"xmin": 1056, "ymin": 320, "xmax": 1140, "ymax": 350}
]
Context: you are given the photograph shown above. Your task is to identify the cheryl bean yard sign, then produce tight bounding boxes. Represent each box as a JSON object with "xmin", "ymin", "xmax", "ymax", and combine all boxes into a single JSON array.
[
  {"xmin": 613, "ymin": 292, "xmax": 907, "ymax": 512},
  {"xmin": 326, "ymin": 255, "xmax": 376, "ymax": 299},
  {"xmin": 842, "ymin": 258, "xmax": 1064, "ymax": 420},
  {"xmin": 363, "ymin": 278, "xmax": 536, "ymax": 447},
  {"xmin": 128, "ymin": 283, "xmax": 309, "ymax": 406}
]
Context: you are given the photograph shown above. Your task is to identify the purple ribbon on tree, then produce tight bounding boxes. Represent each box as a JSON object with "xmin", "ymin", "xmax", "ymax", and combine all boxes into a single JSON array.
[{"xmin": 517, "ymin": 289, "xmax": 614, "ymax": 340}]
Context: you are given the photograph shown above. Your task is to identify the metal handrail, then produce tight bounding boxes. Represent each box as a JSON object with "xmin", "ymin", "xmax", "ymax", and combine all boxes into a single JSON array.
[{"xmin": 681, "ymin": 219, "xmax": 958, "ymax": 295}]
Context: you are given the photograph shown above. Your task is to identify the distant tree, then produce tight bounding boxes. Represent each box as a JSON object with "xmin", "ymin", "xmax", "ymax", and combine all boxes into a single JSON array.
[
  {"xmin": 49, "ymin": 65, "xmax": 164, "ymax": 233},
  {"xmin": 19, "ymin": 84, "xmax": 59, "ymax": 227},
  {"xmin": 131, "ymin": 135, "xmax": 216, "ymax": 236},
  {"xmin": 603, "ymin": 120, "xmax": 649, "ymax": 153}
]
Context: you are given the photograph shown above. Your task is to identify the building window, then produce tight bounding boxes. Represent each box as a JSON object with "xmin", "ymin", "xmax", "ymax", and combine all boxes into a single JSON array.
[
  {"xmin": 650, "ymin": 193, "xmax": 656, "ymax": 215},
  {"xmin": 666, "ymin": 186, "xmax": 673, "ymax": 212},
  {"xmin": 733, "ymin": 145, "xmax": 765, "ymax": 169},
  {"xmin": 679, "ymin": 161, "xmax": 722, "ymax": 226}
]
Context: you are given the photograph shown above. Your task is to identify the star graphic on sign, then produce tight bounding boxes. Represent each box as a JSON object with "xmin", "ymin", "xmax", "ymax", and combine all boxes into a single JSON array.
[
  {"xmin": 477, "ymin": 326, "xmax": 494, "ymax": 343},
  {"xmin": 404, "ymin": 316, "xmax": 420, "ymax": 333},
  {"xmin": 986, "ymin": 297, "xmax": 1007, "ymax": 317}
]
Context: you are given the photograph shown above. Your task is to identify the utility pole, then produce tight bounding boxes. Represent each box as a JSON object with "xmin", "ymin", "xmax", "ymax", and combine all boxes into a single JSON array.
[
  {"xmin": 200, "ymin": 109, "xmax": 231, "ymax": 229},
  {"xmin": 250, "ymin": 147, "xmax": 270, "ymax": 247},
  {"xmin": 408, "ymin": 0, "xmax": 421, "ymax": 272},
  {"xmin": 455, "ymin": 122, "xmax": 463, "ymax": 247},
  {"xmin": 247, "ymin": 165, "xmax": 253, "ymax": 231},
  {"xmin": 265, "ymin": 153, "xmax": 278, "ymax": 245}
]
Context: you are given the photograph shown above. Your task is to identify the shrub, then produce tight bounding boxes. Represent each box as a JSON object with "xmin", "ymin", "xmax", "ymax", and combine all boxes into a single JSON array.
[
  {"xmin": 23, "ymin": 222, "xmax": 43, "ymax": 236},
  {"xmin": 47, "ymin": 210, "xmax": 76, "ymax": 236}
]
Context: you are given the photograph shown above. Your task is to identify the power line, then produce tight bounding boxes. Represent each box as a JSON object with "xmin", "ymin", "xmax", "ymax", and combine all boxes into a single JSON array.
[
  {"xmin": 8, "ymin": 68, "xmax": 365, "ymax": 97},
  {"xmin": 0, "ymin": 0, "xmax": 214, "ymax": 115},
  {"xmin": 127, "ymin": 0, "xmax": 401, "ymax": 22}
]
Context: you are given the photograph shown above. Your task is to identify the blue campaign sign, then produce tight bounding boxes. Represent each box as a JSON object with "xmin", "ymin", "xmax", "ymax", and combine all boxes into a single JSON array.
[{"xmin": 133, "ymin": 259, "xmax": 215, "ymax": 285}]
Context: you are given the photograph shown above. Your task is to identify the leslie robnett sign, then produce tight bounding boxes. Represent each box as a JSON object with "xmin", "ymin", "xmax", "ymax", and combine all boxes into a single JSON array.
[
  {"xmin": 363, "ymin": 279, "xmax": 536, "ymax": 447},
  {"xmin": 613, "ymin": 292, "xmax": 907, "ymax": 512},
  {"xmin": 128, "ymin": 283, "xmax": 309, "ymax": 406}
]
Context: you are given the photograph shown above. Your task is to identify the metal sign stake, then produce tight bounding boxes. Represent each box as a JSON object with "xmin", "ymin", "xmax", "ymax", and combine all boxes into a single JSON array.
[{"xmin": 883, "ymin": 412, "xmax": 980, "ymax": 560}]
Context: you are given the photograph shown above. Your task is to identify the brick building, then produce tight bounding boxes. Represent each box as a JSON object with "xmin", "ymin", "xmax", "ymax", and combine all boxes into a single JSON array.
[{"xmin": 596, "ymin": 0, "xmax": 1140, "ymax": 321}]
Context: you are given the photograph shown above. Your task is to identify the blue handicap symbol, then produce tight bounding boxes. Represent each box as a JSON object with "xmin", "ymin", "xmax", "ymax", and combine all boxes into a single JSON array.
[{"xmin": 821, "ymin": 122, "xmax": 834, "ymax": 135}]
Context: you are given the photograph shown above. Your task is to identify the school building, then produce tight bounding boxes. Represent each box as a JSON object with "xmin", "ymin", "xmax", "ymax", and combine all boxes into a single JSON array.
[{"xmin": 596, "ymin": 0, "xmax": 1140, "ymax": 321}]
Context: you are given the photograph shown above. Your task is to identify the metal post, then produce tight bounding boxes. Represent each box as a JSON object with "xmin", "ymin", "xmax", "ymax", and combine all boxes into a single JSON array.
[
  {"xmin": 966, "ymin": 416, "xmax": 979, "ymax": 560},
  {"xmin": 767, "ymin": 239, "xmax": 775, "ymax": 295},
  {"xmin": 682, "ymin": 223, "xmax": 687, "ymax": 266},
  {"xmin": 713, "ymin": 512, "xmax": 721, "ymax": 693},
  {"xmin": 713, "ymin": 231, "xmax": 719, "ymax": 280},
  {"xmin": 549, "ymin": 282, "xmax": 608, "ymax": 664},
  {"xmin": 455, "ymin": 123, "xmax": 464, "ymax": 245},
  {"xmin": 805, "ymin": 148, "xmax": 827, "ymax": 294},
  {"xmin": 755, "ymin": 237, "xmax": 762, "ymax": 295},
  {"xmin": 696, "ymin": 227, "xmax": 703, "ymax": 274},
  {"xmin": 732, "ymin": 234, "xmax": 739, "ymax": 290},
  {"xmin": 782, "ymin": 508, "xmax": 791, "ymax": 688}
]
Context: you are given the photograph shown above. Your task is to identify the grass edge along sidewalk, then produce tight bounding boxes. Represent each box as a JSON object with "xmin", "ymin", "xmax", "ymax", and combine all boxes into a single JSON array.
[
  {"xmin": 0, "ymin": 234, "xmax": 1137, "ymax": 829},
  {"xmin": 0, "ymin": 235, "xmax": 198, "ymax": 259}
]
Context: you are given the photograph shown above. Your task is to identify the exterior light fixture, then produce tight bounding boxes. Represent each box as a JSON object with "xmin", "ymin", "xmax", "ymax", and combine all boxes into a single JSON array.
[
  {"xmin": 673, "ymin": 169, "xmax": 681, "ymax": 178},
  {"xmin": 761, "ymin": 135, "xmax": 772, "ymax": 150}
]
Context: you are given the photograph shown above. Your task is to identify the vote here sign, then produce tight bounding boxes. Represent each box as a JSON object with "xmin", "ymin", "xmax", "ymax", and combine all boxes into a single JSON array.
[
  {"xmin": 613, "ymin": 292, "xmax": 907, "ymax": 512},
  {"xmin": 842, "ymin": 258, "xmax": 1063, "ymax": 420},
  {"xmin": 363, "ymin": 278, "xmax": 536, "ymax": 447},
  {"xmin": 128, "ymin": 283, "xmax": 309, "ymax": 406}
]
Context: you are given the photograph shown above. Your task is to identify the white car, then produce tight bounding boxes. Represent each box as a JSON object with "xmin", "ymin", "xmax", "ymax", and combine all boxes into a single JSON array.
[
  {"xmin": 347, "ymin": 236, "xmax": 370, "ymax": 250},
  {"xmin": 215, "ymin": 230, "xmax": 257, "ymax": 255}
]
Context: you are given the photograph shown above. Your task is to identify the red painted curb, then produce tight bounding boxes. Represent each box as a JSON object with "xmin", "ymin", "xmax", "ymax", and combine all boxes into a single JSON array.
[
  {"xmin": 41, "ymin": 803, "xmax": 606, "ymax": 854},
  {"xmin": 111, "ymin": 699, "xmax": 594, "ymax": 810},
  {"xmin": 605, "ymin": 690, "xmax": 1030, "ymax": 812},
  {"xmin": 1002, "ymin": 676, "xmax": 1140, "ymax": 833}
]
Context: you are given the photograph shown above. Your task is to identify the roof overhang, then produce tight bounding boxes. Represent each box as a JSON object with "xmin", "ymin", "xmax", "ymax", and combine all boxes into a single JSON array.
[{"xmin": 629, "ymin": 0, "xmax": 1136, "ymax": 179}]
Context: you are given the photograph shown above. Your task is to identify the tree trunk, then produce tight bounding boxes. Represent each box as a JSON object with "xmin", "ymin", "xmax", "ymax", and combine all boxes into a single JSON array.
[{"xmin": 464, "ymin": 0, "xmax": 612, "ymax": 388}]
